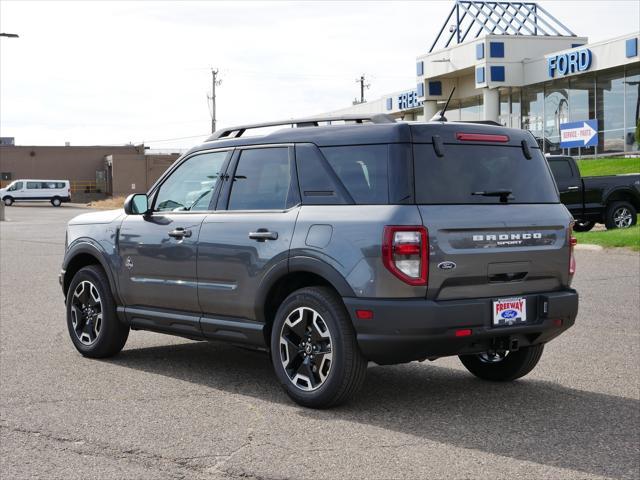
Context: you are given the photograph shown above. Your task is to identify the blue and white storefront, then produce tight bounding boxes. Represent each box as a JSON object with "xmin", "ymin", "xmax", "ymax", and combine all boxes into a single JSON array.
[{"xmin": 324, "ymin": 1, "xmax": 640, "ymax": 156}]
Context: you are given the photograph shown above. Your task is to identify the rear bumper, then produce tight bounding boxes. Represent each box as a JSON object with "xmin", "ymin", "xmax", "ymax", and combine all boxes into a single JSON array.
[{"xmin": 343, "ymin": 289, "xmax": 578, "ymax": 365}]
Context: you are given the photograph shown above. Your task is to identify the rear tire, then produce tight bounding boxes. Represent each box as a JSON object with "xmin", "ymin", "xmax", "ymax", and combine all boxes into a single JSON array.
[
  {"xmin": 270, "ymin": 287, "xmax": 367, "ymax": 408},
  {"xmin": 66, "ymin": 265, "xmax": 129, "ymax": 358},
  {"xmin": 573, "ymin": 220, "xmax": 595, "ymax": 232},
  {"xmin": 3, "ymin": 196, "xmax": 13, "ymax": 206},
  {"xmin": 459, "ymin": 344, "xmax": 544, "ymax": 381},
  {"xmin": 604, "ymin": 201, "xmax": 637, "ymax": 229},
  {"xmin": 51, "ymin": 197, "xmax": 62, "ymax": 207}
]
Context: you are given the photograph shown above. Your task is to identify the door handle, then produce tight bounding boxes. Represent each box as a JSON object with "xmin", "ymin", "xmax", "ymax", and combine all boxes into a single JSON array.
[
  {"xmin": 168, "ymin": 227, "xmax": 192, "ymax": 239},
  {"xmin": 567, "ymin": 186, "xmax": 580, "ymax": 191},
  {"xmin": 248, "ymin": 229, "xmax": 278, "ymax": 241}
]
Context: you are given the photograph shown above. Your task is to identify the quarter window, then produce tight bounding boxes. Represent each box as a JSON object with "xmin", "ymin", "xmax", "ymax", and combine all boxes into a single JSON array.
[
  {"xmin": 228, "ymin": 148, "xmax": 294, "ymax": 210},
  {"xmin": 26, "ymin": 182, "xmax": 41, "ymax": 189},
  {"xmin": 320, "ymin": 145, "xmax": 389, "ymax": 204},
  {"xmin": 154, "ymin": 151, "xmax": 228, "ymax": 212}
]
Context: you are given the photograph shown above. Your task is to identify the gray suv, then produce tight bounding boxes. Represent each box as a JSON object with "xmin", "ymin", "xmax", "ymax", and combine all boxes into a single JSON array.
[{"xmin": 60, "ymin": 115, "xmax": 579, "ymax": 408}]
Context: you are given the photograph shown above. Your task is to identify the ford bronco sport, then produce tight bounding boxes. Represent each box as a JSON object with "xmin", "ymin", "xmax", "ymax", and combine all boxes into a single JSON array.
[{"xmin": 60, "ymin": 114, "xmax": 579, "ymax": 408}]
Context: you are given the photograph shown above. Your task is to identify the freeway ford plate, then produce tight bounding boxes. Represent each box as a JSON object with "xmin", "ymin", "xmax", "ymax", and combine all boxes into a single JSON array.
[{"xmin": 493, "ymin": 297, "xmax": 526, "ymax": 326}]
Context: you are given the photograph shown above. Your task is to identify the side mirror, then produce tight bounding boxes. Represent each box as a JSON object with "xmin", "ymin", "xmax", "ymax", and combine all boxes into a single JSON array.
[{"xmin": 124, "ymin": 193, "xmax": 149, "ymax": 215}]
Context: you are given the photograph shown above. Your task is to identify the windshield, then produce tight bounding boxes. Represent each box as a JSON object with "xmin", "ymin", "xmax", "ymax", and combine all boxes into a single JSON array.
[{"xmin": 413, "ymin": 144, "xmax": 559, "ymax": 204}]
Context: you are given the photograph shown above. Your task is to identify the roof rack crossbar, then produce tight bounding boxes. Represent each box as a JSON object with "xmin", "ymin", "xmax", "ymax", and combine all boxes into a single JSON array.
[{"xmin": 206, "ymin": 114, "xmax": 396, "ymax": 141}]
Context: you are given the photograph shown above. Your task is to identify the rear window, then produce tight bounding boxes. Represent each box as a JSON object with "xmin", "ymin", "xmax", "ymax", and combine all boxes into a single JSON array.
[
  {"xmin": 320, "ymin": 145, "xmax": 388, "ymax": 204},
  {"xmin": 413, "ymin": 145, "xmax": 559, "ymax": 204}
]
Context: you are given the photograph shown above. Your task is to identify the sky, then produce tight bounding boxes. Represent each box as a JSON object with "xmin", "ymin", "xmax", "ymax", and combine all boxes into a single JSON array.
[{"xmin": 1, "ymin": 0, "xmax": 639, "ymax": 150}]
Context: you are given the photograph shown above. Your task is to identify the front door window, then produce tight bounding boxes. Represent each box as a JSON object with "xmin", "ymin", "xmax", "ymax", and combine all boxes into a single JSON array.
[{"xmin": 154, "ymin": 151, "xmax": 228, "ymax": 212}]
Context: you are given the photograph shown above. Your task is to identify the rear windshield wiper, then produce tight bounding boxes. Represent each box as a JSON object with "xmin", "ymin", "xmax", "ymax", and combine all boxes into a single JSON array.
[{"xmin": 472, "ymin": 189, "xmax": 513, "ymax": 203}]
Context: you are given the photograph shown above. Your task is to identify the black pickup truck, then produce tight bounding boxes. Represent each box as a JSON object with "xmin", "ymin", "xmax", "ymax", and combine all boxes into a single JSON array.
[{"xmin": 547, "ymin": 155, "xmax": 640, "ymax": 231}]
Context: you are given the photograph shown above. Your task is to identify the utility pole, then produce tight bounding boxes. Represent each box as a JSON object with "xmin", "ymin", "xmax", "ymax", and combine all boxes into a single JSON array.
[
  {"xmin": 208, "ymin": 69, "xmax": 222, "ymax": 133},
  {"xmin": 353, "ymin": 74, "xmax": 370, "ymax": 105}
]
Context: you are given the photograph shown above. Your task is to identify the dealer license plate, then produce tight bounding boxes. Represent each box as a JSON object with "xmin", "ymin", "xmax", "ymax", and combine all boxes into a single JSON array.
[{"xmin": 493, "ymin": 297, "xmax": 527, "ymax": 326}]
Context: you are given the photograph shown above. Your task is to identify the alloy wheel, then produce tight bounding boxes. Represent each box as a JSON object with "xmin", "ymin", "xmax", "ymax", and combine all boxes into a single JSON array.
[
  {"xmin": 613, "ymin": 207, "xmax": 633, "ymax": 228},
  {"xmin": 279, "ymin": 307, "xmax": 333, "ymax": 392},
  {"xmin": 70, "ymin": 280, "xmax": 103, "ymax": 345}
]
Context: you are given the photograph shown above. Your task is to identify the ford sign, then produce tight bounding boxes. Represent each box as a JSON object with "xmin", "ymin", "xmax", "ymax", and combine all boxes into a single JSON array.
[{"xmin": 548, "ymin": 48, "xmax": 592, "ymax": 78}]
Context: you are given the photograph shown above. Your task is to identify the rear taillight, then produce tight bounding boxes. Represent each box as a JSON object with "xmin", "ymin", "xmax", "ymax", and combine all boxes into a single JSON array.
[
  {"xmin": 456, "ymin": 132, "xmax": 509, "ymax": 143},
  {"xmin": 568, "ymin": 224, "xmax": 577, "ymax": 276},
  {"xmin": 382, "ymin": 226, "xmax": 428, "ymax": 286}
]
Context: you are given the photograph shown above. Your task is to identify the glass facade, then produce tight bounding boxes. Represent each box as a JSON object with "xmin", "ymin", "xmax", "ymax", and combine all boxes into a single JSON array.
[
  {"xmin": 499, "ymin": 65, "xmax": 640, "ymax": 155},
  {"xmin": 624, "ymin": 64, "xmax": 640, "ymax": 152},
  {"xmin": 460, "ymin": 96, "xmax": 482, "ymax": 121},
  {"xmin": 521, "ymin": 85, "xmax": 544, "ymax": 140}
]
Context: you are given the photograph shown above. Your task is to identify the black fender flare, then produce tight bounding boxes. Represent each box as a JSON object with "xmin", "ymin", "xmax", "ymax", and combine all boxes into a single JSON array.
[
  {"xmin": 62, "ymin": 241, "xmax": 122, "ymax": 305},
  {"xmin": 253, "ymin": 255, "xmax": 355, "ymax": 322}
]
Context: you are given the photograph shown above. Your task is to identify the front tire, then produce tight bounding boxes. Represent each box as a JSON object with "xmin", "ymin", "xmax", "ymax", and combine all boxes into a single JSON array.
[
  {"xmin": 573, "ymin": 220, "xmax": 595, "ymax": 232},
  {"xmin": 270, "ymin": 287, "xmax": 367, "ymax": 408},
  {"xmin": 66, "ymin": 265, "xmax": 129, "ymax": 358},
  {"xmin": 605, "ymin": 201, "xmax": 637, "ymax": 229},
  {"xmin": 459, "ymin": 344, "xmax": 544, "ymax": 381},
  {"xmin": 3, "ymin": 196, "xmax": 13, "ymax": 206}
]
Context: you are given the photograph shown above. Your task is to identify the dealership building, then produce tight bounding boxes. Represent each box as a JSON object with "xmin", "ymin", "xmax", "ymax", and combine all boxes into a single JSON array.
[{"xmin": 325, "ymin": 1, "xmax": 640, "ymax": 156}]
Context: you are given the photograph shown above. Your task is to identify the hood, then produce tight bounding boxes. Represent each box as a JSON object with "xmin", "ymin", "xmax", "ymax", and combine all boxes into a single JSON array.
[{"xmin": 68, "ymin": 209, "xmax": 125, "ymax": 225}]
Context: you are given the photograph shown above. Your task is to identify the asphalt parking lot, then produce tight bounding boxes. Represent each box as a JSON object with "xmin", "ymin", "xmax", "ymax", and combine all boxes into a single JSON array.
[{"xmin": 1, "ymin": 204, "xmax": 638, "ymax": 480}]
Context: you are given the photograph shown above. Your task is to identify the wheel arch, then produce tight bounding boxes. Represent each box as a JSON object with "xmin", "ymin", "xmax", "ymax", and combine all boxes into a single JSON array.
[
  {"xmin": 63, "ymin": 243, "xmax": 121, "ymax": 305},
  {"xmin": 604, "ymin": 188, "xmax": 640, "ymax": 211},
  {"xmin": 256, "ymin": 256, "xmax": 355, "ymax": 344}
]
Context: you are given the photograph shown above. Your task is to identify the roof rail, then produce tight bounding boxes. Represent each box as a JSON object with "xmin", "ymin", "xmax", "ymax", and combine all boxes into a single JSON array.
[
  {"xmin": 453, "ymin": 120, "xmax": 502, "ymax": 126},
  {"xmin": 206, "ymin": 114, "xmax": 396, "ymax": 141}
]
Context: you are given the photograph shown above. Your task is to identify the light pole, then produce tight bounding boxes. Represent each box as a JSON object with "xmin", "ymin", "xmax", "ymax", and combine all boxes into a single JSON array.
[{"xmin": 0, "ymin": 32, "xmax": 18, "ymax": 221}]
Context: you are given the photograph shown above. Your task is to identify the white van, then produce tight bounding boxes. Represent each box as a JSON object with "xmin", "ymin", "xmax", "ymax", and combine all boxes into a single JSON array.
[{"xmin": 0, "ymin": 179, "xmax": 71, "ymax": 207}]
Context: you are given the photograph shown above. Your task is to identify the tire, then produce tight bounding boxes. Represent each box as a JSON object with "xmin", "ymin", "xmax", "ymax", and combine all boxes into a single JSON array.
[
  {"xmin": 270, "ymin": 286, "xmax": 367, "ymax": 408},
  {"xmin": 604, "ymin": 201, "xmax": 637, "ymax": 229},
  {"xmin": 3, "ymin": 196, "xmax": 13, "ymax": 206},
  {"xmin": 459, "ymin": 344, "xmax": 544, "ymax": 382},
  {"xmin": 66, "ymin": 265, "xmax": 129, "ymax": 358},
  {"xmin": 51, "ymin": 197, "xmax": 62, "ymax": 207},
  {"xmin": 573, "ymin": 220, "xmax": 595, "ymax": 232}
]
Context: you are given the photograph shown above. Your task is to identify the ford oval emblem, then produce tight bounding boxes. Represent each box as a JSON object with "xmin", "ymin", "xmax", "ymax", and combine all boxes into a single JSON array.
[
  {"xmin": 438, "ymin": 261, "xmax": 457, "ymax": 271},
  {"xmin": 501, "ymin": 309, "xmax": 518, "ymax": 319}
]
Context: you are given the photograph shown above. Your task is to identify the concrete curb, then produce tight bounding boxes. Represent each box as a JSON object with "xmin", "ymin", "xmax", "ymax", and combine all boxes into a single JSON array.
[{"xmin": 574, "ymin": 243, "xmax": 604, "ymax": 251}]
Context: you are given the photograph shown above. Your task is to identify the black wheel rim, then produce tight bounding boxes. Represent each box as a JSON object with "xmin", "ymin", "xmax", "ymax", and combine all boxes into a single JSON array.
[
  {"xmin": 70, "ymin": 280, "xmax": 103, "ymax": 345},
  {"xmin": 279, "ymin": 307, "xmax": 333, "ymax": 392},
  {"xmin": 613, "ymin": 207, "xmax": 633, "ymax": 228}
]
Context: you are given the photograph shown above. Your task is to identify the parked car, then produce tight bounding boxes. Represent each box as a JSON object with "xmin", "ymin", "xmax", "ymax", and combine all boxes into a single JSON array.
[
  {"xmin": 60, "ymin": 115, "xmax": 579, "ymax": 408},
  {"xmin": 546, "ymin": 155, "xmax": 640, "ymax": 231},
  {"xmin": 0, "ymin": 179, "xmax": 71, "ymax": 207}
]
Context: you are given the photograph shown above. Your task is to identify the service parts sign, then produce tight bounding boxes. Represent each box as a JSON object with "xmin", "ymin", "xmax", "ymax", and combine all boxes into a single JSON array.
[{"xmin": 560, "ymin": 119, "xmax": 598, "ymax": 148}]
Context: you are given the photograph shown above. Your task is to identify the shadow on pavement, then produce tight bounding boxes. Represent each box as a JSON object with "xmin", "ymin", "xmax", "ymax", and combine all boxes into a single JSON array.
[{"xmin": 108, "ymin": 340, "xmax": 639, "ymax": 479}]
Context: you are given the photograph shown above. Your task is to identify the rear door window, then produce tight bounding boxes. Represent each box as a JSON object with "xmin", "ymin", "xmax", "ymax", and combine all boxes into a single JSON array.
[
  {"xmin": 548, "ymin": 159, "xmax": 574, "ymax": 180},
  {"xmin": 413, "ymin": 144, "xmax": 559, "ymax": 204},
  {"xmin": 228, "ymin": 148, "xmax": 296, "ymax": 210},
  {"xmin": 320, "ymin": 145, "xmax": 388, "ymax": 204}
]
